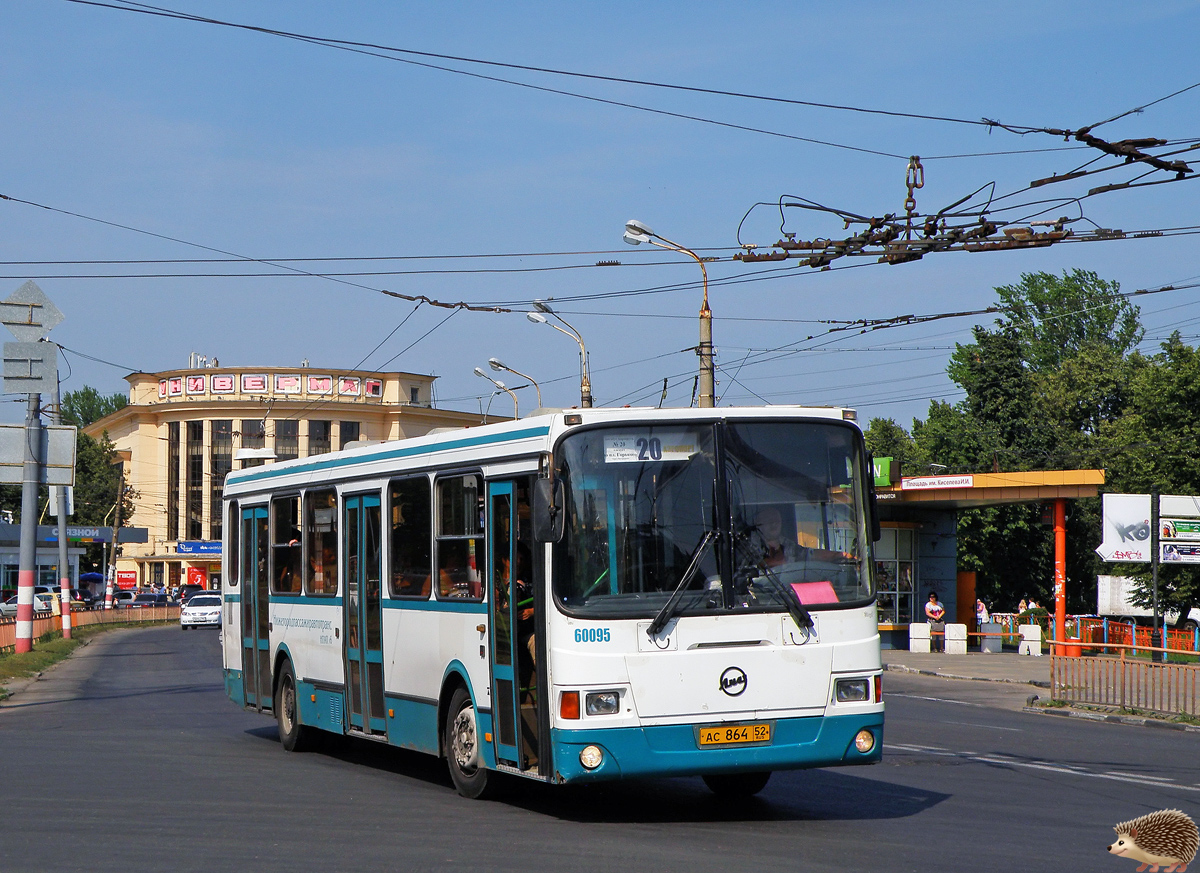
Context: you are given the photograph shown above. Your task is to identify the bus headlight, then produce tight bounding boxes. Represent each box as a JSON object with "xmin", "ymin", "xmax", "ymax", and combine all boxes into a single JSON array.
[
  {"xmin": 835, "ymin": 678, "xmax": 870, "ymax": 703},
  {"xmin": 585, "ymin": 691, "xmax": 619, "ymax": 716},
  {"xmin": 579, "ymin": 745, "xmax": 604, "ymax": 770},
  {"xmin": 854, "ymin": 730, "xmax": 875, "ymax": 754}
]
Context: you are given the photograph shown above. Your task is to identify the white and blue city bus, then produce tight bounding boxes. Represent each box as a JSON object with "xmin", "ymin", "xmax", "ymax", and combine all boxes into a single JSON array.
[{"xmin": 221, "ymin": 405, "xmax": 883, "ymax": 798}]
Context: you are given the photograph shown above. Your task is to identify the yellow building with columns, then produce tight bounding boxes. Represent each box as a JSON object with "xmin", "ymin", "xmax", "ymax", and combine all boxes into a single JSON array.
[{"xmin": 84, "ymin": 363, "xmax": 497, "ymax": 591}]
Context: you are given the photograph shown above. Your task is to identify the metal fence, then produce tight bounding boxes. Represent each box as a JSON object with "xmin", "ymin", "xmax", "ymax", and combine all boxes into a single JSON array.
[
  {"xmin": 0, "ymin": 607, "xmax": 180, "ymax": 653},
  {"xmin": 1051, "ymin": 650, "xmax": 1200, "ymax": 717}
]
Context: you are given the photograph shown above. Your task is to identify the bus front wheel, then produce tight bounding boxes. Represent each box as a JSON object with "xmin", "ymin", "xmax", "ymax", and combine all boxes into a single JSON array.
[
  {"xmin": 445, "ymin": 686, "xmax": 492, "ymax": 799},
  {"xmin": 276, "ymin": 661, "xmax": 317, "ymax": 753},
  {"xmin": 703, "ymin": 771, "xmax": 771, "ymax": 798}
]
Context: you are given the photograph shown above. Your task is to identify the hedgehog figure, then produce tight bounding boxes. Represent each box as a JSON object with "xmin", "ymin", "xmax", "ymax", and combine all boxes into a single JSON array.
[{"xmin": 1108, "ymin": 809, "xmax": 1199, "ymax": 872}]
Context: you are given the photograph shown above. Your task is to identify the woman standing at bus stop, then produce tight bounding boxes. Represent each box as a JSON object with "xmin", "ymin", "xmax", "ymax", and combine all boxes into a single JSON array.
[{"xmin": 925, "ymin": 591, "xmax": 945, "ymax": 652}]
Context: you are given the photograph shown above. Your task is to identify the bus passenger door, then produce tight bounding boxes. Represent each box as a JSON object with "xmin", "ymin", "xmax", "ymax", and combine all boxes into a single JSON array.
[
  {"xmin": 344, "ymin": 493, "xmax": 386, "ymax": 735},
  {"xmin": 241, "ymin": 506, "xmax": 270, "ymax": 711},
  {"xmin": 488, "ymin": 479, "xmax": 540, "ymax": 771}
]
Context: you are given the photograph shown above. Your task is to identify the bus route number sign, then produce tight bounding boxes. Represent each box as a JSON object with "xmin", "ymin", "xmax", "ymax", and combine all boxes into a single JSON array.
[
  {"xmin": 697, "ymin": 723, "xmax": 772, "ymax": 747},
  {"xmin": 603, "ymin": 433, "xmax": 698, "ymax": 464}
]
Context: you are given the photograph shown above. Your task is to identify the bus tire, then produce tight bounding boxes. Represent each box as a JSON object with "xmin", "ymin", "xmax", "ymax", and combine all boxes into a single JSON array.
[
  {"xmin": 276, "ymin": 661, "xmax": 317, "ymax": 753},
  {"xmin": 702, "ymin": 771, "xmax": 771, "ymax": 798},
  {"xmin": 445, "ymin": 686, "xmax": 492, "ymax": 799}
]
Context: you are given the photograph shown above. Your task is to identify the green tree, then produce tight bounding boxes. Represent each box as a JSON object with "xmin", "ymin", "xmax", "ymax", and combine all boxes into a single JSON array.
[
  {"xmin": 61, "ymin": 386, "xmax": 126, "ymax": 428},
  {"xmin": 992, "ymin": 269, "xmax": 1142, "ymax": 371},
  {"xmin": 863, "ymin": 417, "xmax": 919, "ymax": 477}
]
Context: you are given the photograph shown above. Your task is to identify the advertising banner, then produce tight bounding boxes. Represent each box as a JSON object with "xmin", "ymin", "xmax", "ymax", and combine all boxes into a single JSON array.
[{"xmin": 1096, "ymin": 493, "xmax": 1152, "ymax": 562}]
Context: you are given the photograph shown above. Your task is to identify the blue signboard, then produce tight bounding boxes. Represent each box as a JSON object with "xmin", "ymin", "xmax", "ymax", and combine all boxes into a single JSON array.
[{"xmin": 177, "ymin": 541, "xmax": 222, "ymax": 554}]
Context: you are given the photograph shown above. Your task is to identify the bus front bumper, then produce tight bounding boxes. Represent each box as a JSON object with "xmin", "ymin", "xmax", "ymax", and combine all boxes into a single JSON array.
[{"xmin": 550, "ymin": 711, "xmax": 883, "ymax": 784}]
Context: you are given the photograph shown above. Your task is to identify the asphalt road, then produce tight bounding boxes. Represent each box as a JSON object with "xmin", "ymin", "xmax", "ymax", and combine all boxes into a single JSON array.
[{"xmin": 1, "ymin": 627, "xmax": 1197, "ymax": 872}]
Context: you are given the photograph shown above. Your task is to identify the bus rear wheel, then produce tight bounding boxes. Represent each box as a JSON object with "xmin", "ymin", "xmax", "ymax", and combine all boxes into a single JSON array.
[
  {"xmin": 703, "ymin": 771, "xmax": 771, "ymax": 798},
  {"xmin": 276, "ymin": 661, "xmax": 317, "ymax": 752},
  {"xmin": 445, "ymin": 686, "xmax": 492, "ymax": 799}
]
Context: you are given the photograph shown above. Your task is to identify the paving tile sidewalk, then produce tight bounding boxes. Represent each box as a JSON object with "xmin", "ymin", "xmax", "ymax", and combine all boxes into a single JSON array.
[
  {"xmin": 883, "ymin": 648, "xmax": 1200, "ymax": 733},
  {"xmin": 882, "ymin": 649, "xmax": 1050, "ymax": 687}
]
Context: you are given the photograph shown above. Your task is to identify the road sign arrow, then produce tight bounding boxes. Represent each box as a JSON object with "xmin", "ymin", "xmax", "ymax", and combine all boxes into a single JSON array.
[{"xmin": 1, "ymin": 281, "xmax": 64, "ymax": 341}]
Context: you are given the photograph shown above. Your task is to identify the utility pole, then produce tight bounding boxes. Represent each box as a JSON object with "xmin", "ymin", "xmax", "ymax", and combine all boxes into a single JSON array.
[
  {"xmin": 52, "ymin": 376, "xmax": 72, "ymax": 639},
  {"xmin": 105, "ymin": 467, "xmax": 125, "ymax": 610}
]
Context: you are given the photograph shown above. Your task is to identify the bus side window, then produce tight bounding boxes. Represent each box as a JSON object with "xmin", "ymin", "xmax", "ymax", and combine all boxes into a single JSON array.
[
  {"xmin": 389, "ymin": 477, "xmax": 432, "ymax": 598},
  {"xmin": 227, "ymin": 500, "xmax": 239, "ymax": 587},
  {"xmin": 434, "ymin": 474, "xmax": 483, "ymax": 600},
  {"xmin": 271, "ymin": 495, "xmax": 302, "ymax": 594},
  {"xmin": 304, "ymin": 489, "xmax": 338, "ymax": 596}
]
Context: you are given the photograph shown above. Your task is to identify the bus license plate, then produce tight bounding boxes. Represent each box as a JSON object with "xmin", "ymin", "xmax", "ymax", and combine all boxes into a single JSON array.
[{"xmin": 697, "ymin": 723, "xmax": 771, "ymax": 747}]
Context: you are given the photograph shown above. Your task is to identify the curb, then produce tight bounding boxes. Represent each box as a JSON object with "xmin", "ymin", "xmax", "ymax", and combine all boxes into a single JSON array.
[
  {"xmin": 1021, "ymin": 701, "xmax": 1200, "ymax": 733},
  {"xmin": 883, "ymin": 662, "xmax": 1051, "ymax": 689}
]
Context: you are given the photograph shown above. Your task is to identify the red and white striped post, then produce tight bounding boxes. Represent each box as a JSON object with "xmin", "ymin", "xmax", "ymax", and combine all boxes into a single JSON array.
[
  {"xmin": 14, "ymin": 393, "xmax": 42, "ymax": 654},
  {"xmin": 52, "ymin": 379, "xmax": 71, "ymax": 639}
]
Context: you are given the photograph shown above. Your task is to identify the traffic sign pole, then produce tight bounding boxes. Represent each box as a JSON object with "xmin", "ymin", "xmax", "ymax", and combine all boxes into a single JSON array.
[{"xmin": 14, "ymin": 393, "xmax": 41, "ymax": 653}]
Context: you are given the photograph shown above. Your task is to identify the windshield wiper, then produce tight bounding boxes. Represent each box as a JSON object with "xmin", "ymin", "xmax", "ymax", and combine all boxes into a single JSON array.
[
  {"xmin": 732, "ymin": 525, "xmax": 814, "ymax": 632},
  {"xmin": 754, "ymin": 561, "xmax": 815, "ymax": 632},
  {"xmin": 647, "ymin": 529, "xmax": 717, "ymax": 637}
]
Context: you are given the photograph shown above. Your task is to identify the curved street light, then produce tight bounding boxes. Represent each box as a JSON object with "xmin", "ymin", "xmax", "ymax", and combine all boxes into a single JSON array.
[
  {"xmin": 473, "ymin": 367, "xmax": 519, "ymax": 418},
  {"xmin": 488, "ymin": 357, "xmax": 543, "ymax": 410},
  {"xmin": 526, "ymin": 302, "xmax": 593, "ymax": 407},
  {"xmin": 623, "ymin": 219, "xmax": 714, "ymax": 408}
]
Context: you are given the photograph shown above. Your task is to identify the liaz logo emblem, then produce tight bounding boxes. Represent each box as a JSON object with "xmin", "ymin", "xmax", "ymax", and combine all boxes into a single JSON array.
[{"xmin": 719, "ymin": 666, "xmax": 747, "ymax": 697}]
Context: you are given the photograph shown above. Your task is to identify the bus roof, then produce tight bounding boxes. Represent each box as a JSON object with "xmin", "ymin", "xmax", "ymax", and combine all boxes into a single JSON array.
[{"xmin": 222, "ymin": 405, "xmax": 858, "ymax": 497}]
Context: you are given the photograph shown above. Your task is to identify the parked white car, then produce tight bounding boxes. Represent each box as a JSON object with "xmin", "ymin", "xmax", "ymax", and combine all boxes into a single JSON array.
[
  {"xmin": 180, "ymin": 593, "xmax": 222, "ymax": 629},
  {"xmin": 0, "ymin": 592, "xmax": 56, "ymax": 617}
]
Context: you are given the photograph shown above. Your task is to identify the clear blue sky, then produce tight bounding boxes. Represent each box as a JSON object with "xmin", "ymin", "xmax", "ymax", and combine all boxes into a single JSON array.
[{"xmin": 3, "ymin": 1, "xmax": 1199, "ymax": 426}]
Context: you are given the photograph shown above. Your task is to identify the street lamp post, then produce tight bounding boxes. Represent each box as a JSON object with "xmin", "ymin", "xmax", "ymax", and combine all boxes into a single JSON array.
[
  {"xmin": 526, "ymin": 302, "xmax": 593, "ymax": 407},
  {"xmin": 473, "ymin": 367, "xmax": 519, "ymax": 418},
  {"xmin": 488, "ymin": 357, "xmax": 543, "ymax": 409},
  {"xmin": 623, "ymin": 219, "xmax": 714, "ymax": 408}
]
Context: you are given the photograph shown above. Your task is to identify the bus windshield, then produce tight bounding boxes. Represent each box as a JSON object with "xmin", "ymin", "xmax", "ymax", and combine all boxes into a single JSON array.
[{"xmin": 553, "ymin": 420, "xmax": 874, "ymax": 620}]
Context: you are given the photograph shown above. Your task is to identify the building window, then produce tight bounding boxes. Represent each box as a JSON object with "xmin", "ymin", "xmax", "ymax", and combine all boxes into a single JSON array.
[
  {"xmin": 875, "ymin": 527, "xmax": 915, "ymax": 625},
  {"xmin": 211, "ymin": 420, "xmax": 232, "ymax": 541},
  {"xmin": 241, "ymin": 419, "xmax": 265, "ymax": 469},
  {"xmin": 275, "ymin": 420, "xmax": 299, "ymax": 461},
  {"xmin": 169, "ymin": 563, "xmax": 181, "ymax": 590},
  {"xmin": 340, "ymin": 421, "xmax": 360, "ymax": 449},
  {"xmin": 309, "ymin": 420, "xmax": 331, "ymax": 456},
  {"xmin": 167, "ymin": 421, "xmax": 180, "ymax": 540},
  {"xmin": 186, "ymin": 421, "xmax": 203, "ymax": 540},
  {"xmin": 151, "ymin": 562, "xmax": 164, "ymax": 587},
  {"xmin": 410, "ymin": 387, "xmax": 420, "ymax": 405}
]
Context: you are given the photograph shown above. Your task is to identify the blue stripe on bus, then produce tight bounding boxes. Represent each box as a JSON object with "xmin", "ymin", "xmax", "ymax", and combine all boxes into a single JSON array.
[
  {"xmin": 226, "ymin": 424, "xmax": 551, "ymax": 487},
  {"xmin": 550, "ymin": 712, "xmax": 884, "ymax": 783},
  {"xmin": 381, "ymin": 598, "xmax": 488, "ymax": 614},
  {"xmin": 224, "ymin": 593, "xmax": 241, "ymax": 603}
]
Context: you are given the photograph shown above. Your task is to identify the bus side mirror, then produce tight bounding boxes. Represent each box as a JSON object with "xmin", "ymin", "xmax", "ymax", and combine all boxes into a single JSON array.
[{"xmin": 532, "ymin": 478, "xmax": 566, "ymax": 543}]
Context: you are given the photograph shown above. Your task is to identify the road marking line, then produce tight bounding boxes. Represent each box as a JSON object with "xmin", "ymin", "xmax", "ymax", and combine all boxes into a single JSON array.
[
  {"xmin": 886, "ymin": 693, "xmax": 983, "ymax": 707},
  {"xmin": 890, "ymin": 744, "xmax": 1200, "ymax": 793}
]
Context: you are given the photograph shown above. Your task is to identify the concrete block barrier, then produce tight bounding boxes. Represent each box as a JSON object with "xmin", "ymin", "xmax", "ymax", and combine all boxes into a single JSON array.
[
  {"xmin": 1019, "ymin": 623, "xmax": 1043, "ymax": 656},
  {"xmin": 908, "ymin": 622, "xmax": 931, "ymax": 653},
  {"xmin": 945, "ymin": 623, "xmax": 967, "ymax": 655}
]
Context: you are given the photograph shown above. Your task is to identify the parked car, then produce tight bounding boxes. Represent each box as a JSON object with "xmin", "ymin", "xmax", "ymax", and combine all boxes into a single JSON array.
[
  {"xmin": 0, "ymin": 592, "xmax": 56, "ymax": 617},
  {"xmin": 178, "ymin": 584, "xmax": 206, "ymax": 604},
  {"xmin": 180, "ymin": 593, "xmax": 222, "ymax": 629},
  {"xmin": 110, "ymin": 590, "xmax": 135, "ymax": 608},
  {"xmin": 128, "ymin": 593, "xmax": 161, "ymax": 609},
  {"xmin": 71, "ymin": 589, "xmax": 97, "ymax": 610}
]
